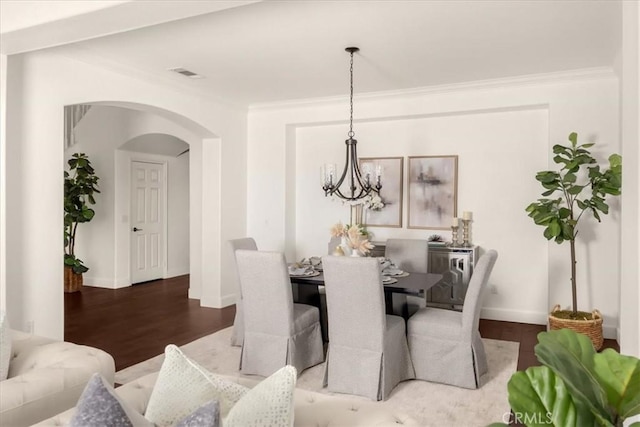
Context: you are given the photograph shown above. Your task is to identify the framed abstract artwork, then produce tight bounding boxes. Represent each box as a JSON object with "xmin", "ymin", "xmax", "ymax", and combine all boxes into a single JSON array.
[
  {"xmin": 407, "ymin": 155, "xmax": 458, "ymax": 230},
  {"xmin": 358, "ymin": 157, "xmax": 403, "ymax": 228}
]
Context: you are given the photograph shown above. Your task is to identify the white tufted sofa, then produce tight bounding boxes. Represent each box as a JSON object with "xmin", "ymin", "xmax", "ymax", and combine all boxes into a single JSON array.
[
  {"xmin": 35, "ymin": 372, "xmax": 419, "ymax": 426},
  {"xmin": 0, "ymin": 330, "xmax": 115, "ymax": 427}
]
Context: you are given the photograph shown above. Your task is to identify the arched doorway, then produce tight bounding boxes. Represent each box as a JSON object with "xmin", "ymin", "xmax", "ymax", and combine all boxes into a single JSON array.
[{"xmin": 63, "ymin": 101, "xmax": 221, "ymax": 304}]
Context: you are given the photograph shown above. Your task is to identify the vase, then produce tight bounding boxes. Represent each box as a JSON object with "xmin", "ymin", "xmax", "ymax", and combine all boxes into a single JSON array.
[
  {"xmin": 350, "ymin": 250, "xmax": 362, "ymax": 257},
  {"xmin": 340, "ymin": 236, "xmax": 352, "ymax": 256}
]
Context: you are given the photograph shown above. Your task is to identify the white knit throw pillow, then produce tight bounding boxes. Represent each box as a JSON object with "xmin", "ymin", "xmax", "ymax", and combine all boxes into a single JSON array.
[
  {"xmin": 225, "ymin": 365, "xmax": 297, "ymax": 427},
  {"xmin": 0, "ymin": 311, "xmax": 11, "ymax": 380},
  {"xmin": 144, "ymin": 345, "xmax": 247, "ymax": 426}
]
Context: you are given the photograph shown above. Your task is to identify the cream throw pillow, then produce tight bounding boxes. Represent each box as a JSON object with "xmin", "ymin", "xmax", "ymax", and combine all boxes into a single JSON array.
[
  {"xmin": 144, "ymin": 345, "xmax": 247, "ymax": 425},
  {"xmin": 0, "ymin": 311, "xmax": 11, "ymax": 380},
  {"xmin": 225, "ymin": 365, "xmax": 297, "ymax": 427},
  {"xmin": 144, "ymin": 344, "xmax": 297, "ymax": 427}
]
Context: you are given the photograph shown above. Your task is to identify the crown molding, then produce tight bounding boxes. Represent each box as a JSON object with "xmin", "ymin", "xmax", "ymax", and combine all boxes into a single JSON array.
[{"xmin": 249, "ymin": 67, "xmax": 617, "ymax": 112}]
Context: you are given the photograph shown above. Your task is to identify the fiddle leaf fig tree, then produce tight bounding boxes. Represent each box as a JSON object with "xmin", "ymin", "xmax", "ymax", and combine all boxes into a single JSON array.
[
  {"xmin": 64, "ymin": 153, "xmax": 100, "ymax": 274},
  {"xmin": 489, "ymin": 329, "xmax": 640, "ymax": 427},
  {"xmin": 525, "ymin": 132, "xmax": 621, "ymax": 316}
]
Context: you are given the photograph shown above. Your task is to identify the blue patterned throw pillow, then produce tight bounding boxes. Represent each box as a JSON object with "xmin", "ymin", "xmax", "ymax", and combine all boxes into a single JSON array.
[
  {"xmin": 70, "ymin": 373, "xmax": 153, "ymax": 427},
  {"xmin": 175, "ymin": 400, "xmax": 220, "ymax": 427}
]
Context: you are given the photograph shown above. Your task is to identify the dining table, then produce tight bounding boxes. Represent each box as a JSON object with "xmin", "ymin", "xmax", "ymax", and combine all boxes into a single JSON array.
[{"xmin": 289, "ymin": 268, "xmax": 443, "ymax": 341}]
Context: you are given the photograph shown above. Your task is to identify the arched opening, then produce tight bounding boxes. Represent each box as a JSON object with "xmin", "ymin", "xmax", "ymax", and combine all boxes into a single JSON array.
[{"xmin": 62, "ymin": 101, "xmax": 221, "ymax": 305}]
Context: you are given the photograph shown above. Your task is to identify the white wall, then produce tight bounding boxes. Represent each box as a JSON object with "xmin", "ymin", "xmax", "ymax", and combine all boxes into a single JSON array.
[
  {"xmin": 0, "ymin": 53, "xmax": 7, "ymax": 312},
  {"xmin": 248, "ymin": 70, "xmax": 621, "ymax": 337},
  {"xmin": 3, "ymin": 49, "xmax": 247, "ymax": 339},
  {"xmin": 67, "ymin": 106, "xmax": 127, "ymax": 287},
  {"xmin": 619, "ymin": 0, "xmax": 640, "ymax": 357},
  {"xmin": 167, "ymin": 152, "xmax": 190, "ymax": 278},
  {"xmin": 70, "ymin": 106, "xmax": 191, "ymax": 287}
]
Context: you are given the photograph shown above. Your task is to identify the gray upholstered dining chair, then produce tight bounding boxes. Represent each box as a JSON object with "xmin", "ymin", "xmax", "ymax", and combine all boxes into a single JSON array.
[
  {"xmin": 407, "ymin": 249, "xmax": 498, "ymax": 389},
  {"xmin": 228, "ymin": 237, "xmax": 258, "ymax": 347},
  {"xmin": 321, "ymin": 256, "xmax": 415, "ymax": 401},
  {"xmin": 384, "ymin": 238, "xmax": 429, "ymax": 317},
  {"xmin": 235, "ymin": 249, "xmax": 324, "ymax": 377}
]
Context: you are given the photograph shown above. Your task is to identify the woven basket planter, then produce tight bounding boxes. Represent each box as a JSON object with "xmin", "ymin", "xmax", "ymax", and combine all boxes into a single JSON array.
[
  {"xmin": 64, "ymin": 266, "xmax": 83, "ymax": 293},
  {"xmin": 548, "ymin": 304, "xmax": 603, "ymax": 350}
]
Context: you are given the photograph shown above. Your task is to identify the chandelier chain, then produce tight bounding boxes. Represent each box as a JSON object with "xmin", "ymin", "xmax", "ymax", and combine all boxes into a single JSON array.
[{"xmin": 348, "ymin": 50, "xmax": 354, "ymax": 138}]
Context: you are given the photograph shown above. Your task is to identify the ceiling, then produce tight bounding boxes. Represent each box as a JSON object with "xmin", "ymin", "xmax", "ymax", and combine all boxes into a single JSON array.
[{"xmin": 3, "ymin": 0, "xmax": 622, "ymax": 107}]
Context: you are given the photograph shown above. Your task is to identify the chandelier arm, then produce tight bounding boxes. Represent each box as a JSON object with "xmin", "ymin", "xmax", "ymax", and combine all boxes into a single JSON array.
[
  {"xmin": 332, "ymin": 142, "xmax": 352, "ymax": 192},
  {"xmin": 350, "ymin": 142, "xmax": 367, "ymax": 197}
]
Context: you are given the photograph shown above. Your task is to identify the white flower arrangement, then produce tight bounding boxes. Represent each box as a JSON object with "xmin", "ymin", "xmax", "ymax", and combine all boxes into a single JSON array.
[
  {"xmin": 363, "ymin": 194, "xmax": 385, "ymax": 211},
  {"xmin": 330, "ymin": 222, "xmax": 375, "ymax": 255}
]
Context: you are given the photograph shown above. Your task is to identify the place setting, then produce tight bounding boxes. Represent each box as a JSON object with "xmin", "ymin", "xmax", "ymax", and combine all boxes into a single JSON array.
[
  {"xmin": 288, "ymin": 257, "xmax": 321, "ymax": 277},
  {"xmin": 381, "ymin": 260, "xmax": 409, "ymax": 278}
]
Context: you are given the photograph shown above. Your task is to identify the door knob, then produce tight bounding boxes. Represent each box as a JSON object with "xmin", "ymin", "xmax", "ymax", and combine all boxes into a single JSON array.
[{"xmin": 133, "ymin": 227, "xmax": 143, "ymax": 232}]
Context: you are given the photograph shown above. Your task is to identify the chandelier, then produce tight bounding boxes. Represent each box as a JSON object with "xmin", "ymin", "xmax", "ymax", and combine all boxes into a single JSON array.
[{"xmin": 321, "ymin": 47, "xmax": 382, "ymax": 201}]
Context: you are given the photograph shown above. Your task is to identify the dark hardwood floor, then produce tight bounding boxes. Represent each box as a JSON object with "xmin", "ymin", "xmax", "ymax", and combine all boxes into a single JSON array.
[
  {"xmin": 65, "ymin": 275, "xmax": 619, "ymax": 373},
  {"xmin": 64, "ymin": 275, "xmax": 234, "ymax": 371}
]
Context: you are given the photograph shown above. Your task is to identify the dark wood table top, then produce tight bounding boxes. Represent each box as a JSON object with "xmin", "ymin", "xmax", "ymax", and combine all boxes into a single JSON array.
[{"xmin": 290, "ymin": 271, "xmax": 443, "ymax": 295}]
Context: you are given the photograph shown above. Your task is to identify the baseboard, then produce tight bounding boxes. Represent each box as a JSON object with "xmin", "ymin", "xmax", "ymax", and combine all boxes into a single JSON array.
[
  {"xmin": 165, "ymin": 268, "xmax": 189, "ymax": 278},
  {"xmin": 82, "ymin": 276, "xmax": 116, "ymax": 289},
  {"xmin": 481, "ymin": 307, "xmax": 548, "ymax": 325},
  {"xmin": 481, "ymin": 307, "xmax": 618, "ymax": 339},
  {"xmin": 114, "ymin": 277, "xmax": 130, "ymax": 289},
  {"xmin": 220, "ymin": 293, "xmax": 237, "ymax": 308},
  {"xmin": 603, "ymin": 325, "xmax": 617, "ymax": 340}
]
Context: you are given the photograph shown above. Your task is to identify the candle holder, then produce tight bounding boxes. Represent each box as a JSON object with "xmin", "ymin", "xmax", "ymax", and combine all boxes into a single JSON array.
[
  {"xmin": 461, "ymin": 219, "xmax": 473, "ymax": 247},
  {"xmin": 448, "ymin": 226, "xmax": 459, "ymax": 247}
]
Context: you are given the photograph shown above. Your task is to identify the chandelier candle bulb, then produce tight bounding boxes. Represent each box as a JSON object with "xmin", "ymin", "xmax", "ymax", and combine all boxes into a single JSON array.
[
  {"xmin": 321, "ymin": 164, "xmax": 336, "ymax": 186},
  {"xmin": 452, "ymin": 217, "xmax": 459, "ymax": 227}
]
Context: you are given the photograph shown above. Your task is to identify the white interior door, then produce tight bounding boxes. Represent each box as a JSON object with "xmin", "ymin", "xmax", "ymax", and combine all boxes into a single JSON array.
[{"xmin": 131, "ymin": 161, "xmax": 165, "ymax": 284}]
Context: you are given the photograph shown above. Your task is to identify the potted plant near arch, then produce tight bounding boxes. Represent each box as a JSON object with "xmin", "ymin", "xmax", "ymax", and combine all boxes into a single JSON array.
[
  {"xmin": 64, "ymin": 153, "xmax": 100, "ymax": 293},
  {"xmin": 525, "ymin": 132, "xmax": 621, "ymax": 349}
]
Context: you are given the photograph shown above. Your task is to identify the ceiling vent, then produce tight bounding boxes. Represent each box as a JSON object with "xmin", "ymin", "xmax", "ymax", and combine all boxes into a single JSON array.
[{"xmin": 168, "ymin": 67, "xmax": 205, "ymax": 79}]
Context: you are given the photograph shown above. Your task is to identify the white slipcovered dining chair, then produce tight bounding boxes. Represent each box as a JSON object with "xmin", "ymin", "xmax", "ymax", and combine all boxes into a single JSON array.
[
  {"xmin": 321, "ymin": 256, "xmax": 415, "ymax": 400},
  {"xmin": 407, "ymin": 249, "xmax": 498, "ymax": 389},
  {"xmin": 235, "ymin": 250, "xmax": 324, "ymax": 377},
  {"xmin": 384, "ymin": 238, "xmax": 429, "ymax": 317},
  {"xmin": 228, "ymin": 237, "xmax": 258, "ymax": 347}
]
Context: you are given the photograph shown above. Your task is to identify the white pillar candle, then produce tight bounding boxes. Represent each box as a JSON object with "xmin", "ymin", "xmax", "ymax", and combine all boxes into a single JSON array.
[
  {"xmin": 463, "ymin": 211, "xmax": 473, "ymax": 220},
  {"xmin": 452, "ymin": 217, "xmax": 459, "ymax": 227}
]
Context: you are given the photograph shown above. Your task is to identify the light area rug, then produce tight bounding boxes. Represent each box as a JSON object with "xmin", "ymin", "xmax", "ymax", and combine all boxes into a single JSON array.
[{"xmin": 116, "ymin": 327, "xmax": 519, "ymax": 426}]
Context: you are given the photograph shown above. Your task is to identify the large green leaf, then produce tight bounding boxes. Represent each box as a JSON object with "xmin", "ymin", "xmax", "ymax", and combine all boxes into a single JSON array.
[
  {"xmin": 507, "ymin": 366, "xmax": 583, "ymax": 427},
  {"xmin": 609, "ymin": 153, "xmax": 622, "ymax": 167},
  {"xmin": 568, "ymin": 132, "xmax": 578, "ymax": 145},
  {"xmin": 567, "ymin": 185, "xmax": 585, "ymax": 195},
  {"xmin": 548, "ymin": 221, "xmax": 561, "ymax": 237},
  {"xmin": 592, "ymin": 349, "xmax": 640, "ymax": 422},
  {"xmin": 535, "ymin": 330, "xmax": 613, "ymax": 424}
]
